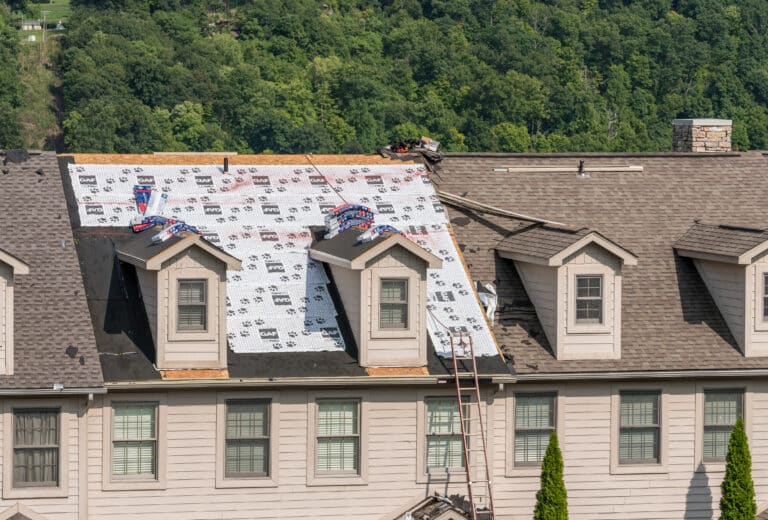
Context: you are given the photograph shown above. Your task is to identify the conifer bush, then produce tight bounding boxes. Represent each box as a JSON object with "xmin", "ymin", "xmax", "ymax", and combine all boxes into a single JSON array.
[
  {"xmin": 534, "ymin": 431, "xmax": 568, "ymax": 520},
  {"xmin": 720, "ymin": 417, "xmax": 756, "ymax": 520}
]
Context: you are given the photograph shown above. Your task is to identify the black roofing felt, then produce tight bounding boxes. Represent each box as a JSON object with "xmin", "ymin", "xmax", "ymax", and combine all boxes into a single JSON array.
[
  {"xmin": 309, "ymin": 226, "xmax": 388, "ymax": 262},
  {"xmin": 115, "ymin": 229, "xmax": 187, "ymax": 263}
]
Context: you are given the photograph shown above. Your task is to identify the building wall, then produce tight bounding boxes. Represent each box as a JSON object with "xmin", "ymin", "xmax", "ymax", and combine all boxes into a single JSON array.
[
  {"xmin": 693, "ymin": 259, "xmax": 746, "ymax": 351},
  {"xmin": 0, "ymin": 264, "xmax": 8, "ymax": 376},
  {"xmin": 83, "ymin": 381, "xmax": 768, "ymax": 520}
]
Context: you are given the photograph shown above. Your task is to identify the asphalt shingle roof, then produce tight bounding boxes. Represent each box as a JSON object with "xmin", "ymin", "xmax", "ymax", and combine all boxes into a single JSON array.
[
  {"xmin": 495, "ymin": 224, "xmax": 591, "ymax": 261},
  {"xmin": 674, "ymin": 222, "xmax": 768, "ymax": 260},
  {"xmin": 0, "ymin": 152, "xmax": 102, "ymax": 389},
  {"xmin": 435, "ymin": 151, "xmax": 768, "ymax": 375}
]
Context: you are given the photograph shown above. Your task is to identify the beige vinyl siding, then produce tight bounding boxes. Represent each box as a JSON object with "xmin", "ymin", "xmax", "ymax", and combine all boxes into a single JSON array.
[
  {"xmin": 693, "ymin": 259, "xmax": 747, "ymax": 352},
  {"xmin": 513, "ymin": 262, "xmax": 558, "ymax": 350},
  {"xmin": 0, "ymin": 264, "xmax": 7, "ymax": 375},
  {"xmin": 328, "ymin": 265, "xmax": 361, "ymax": 346},
  {"xmin": 155, "ymin": 247, "xmax": 227, "ymax": 369},
  {"xmin": 134, "ymin": 268, "xmax": 158, "ymax": 350}
]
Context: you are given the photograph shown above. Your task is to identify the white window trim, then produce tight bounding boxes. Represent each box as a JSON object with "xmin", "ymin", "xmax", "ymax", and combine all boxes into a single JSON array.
[
  {"xmin": 416, "ymin": 389, "xmax": 491, "ymax": 484},
  {"xmin": 694, "ymin": 383, "xmax": 751, "ymax": 473},
  {"xmin": 2, "ymin": 398, "xmax": 71, "ymax": 499},
  {"xmin": 505, "ymin": 386, "xmax": 563, "ymax": 477},
  {"xmin": 216, "ymin": 391, "xmax": 279, "ymax": 489},
  {"xmin": 167, "ymin": 267, "xmax": 218, "ymax": 343},
  {"xmin": 370, "ymin": 267, "xmax": 419, "ymax": 340},
  {"xmin": 566, "ymin": 264, "xmax": 613, "ymax": 335},
  {"xmin": 102, "ymin": 393, "xmax": 167, "ymax": 491},
  {"xmin": 754, "ymin": 266, "xmax": 768, "ymax": 331},
  {"xmin": 306, "ymin": 390, "xmax": 369, "ymax": 487},
  {"xmin": 610, "ymin": 384, "xmax": 669, "ymax": 475}
]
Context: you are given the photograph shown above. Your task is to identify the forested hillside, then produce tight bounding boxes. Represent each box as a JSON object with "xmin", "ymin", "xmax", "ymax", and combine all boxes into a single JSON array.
[
  {"xmin": 42, "ymin": 0, "xmax": 768, "ymax": 152},
  {"xmin": 0, "ymin": 9, "xmax": 22, "ymax": 148}
]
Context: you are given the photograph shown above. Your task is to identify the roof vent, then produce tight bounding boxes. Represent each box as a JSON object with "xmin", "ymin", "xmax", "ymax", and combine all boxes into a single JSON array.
[
  {"xmin": 223, "ymin": 157, "xmax": 229, "ymax": 173},
  {"xmin": 576, "ymin": 160, "xmax": 590, "ymax": 179}
]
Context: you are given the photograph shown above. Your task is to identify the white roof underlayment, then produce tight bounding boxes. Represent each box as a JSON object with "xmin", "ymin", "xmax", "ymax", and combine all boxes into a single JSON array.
[{"xmin": 69, "ymin": 161, "xmax": 498, "ymax": 356}]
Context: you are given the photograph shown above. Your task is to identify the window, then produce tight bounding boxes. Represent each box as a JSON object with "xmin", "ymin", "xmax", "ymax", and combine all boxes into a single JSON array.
[
  {"xmin": 515, "ymin": 394, "xmax": 555, "ymax": 466},
  {"xmin": 112, "ymin": 403, "xmax": 157, "ymax": 479},
  {"xmin": 177, "ymin": 279, "xmax": 207, "ymax": 331},
  {"xmin": 225, "ymin": 400, "xmax": 270, "ymax": 478},
  {"xmin": 704, "ymin": 390, "xmax": 743, "ymax": 462},
  {"xmin": 575, "ymin": 275, "xmax": 602, "ymax": 324},
  {"xmin": 426, "ymin": 397, "xmax": 467, "ymax": 471},
  {"xmin": 13, "ymin": 409, "xmax": 59, "ymax": 487},
  {"xmin": 316, "ymin": 400, "xmax": 360, "ymax": 473},
  {"xmin": 763, "ymin": 273, "xmax": 768, "ymax": 321},
  {"xmin": 619, "ymin": 392, "xmax": 660, "ymax": 464},
  {"xmin": 379, "ymin": 279, "xmax": 408, "ymax": 329}
]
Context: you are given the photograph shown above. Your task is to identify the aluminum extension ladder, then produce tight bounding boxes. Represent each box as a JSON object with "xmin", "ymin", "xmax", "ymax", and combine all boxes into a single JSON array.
[{"xmin": 449, "ymin": 331, "xmax": 496, "ymax": 520}]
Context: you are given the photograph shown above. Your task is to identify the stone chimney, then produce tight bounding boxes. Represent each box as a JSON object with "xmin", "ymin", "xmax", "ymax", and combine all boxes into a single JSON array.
[{"xmin": 672, "ymin": 119, "xmax": 732, "ymax": 152}]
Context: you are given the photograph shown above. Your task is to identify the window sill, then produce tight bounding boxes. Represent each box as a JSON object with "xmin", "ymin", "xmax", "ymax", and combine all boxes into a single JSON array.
[
  {"xmin": 505, "ymin": 465, "xmax": 542, "ymax": 478},
  {"xmin": 696, "ymin": 462, "xmax": 726, "ymax": 474},
  {"xmin": 215, "ymin": 476, "xmax": 278, "ymax": 489},
  {"xmin": 417, "ymin": 469, "xmax": 468, "ymax": 484},
  {"xmin": 103, "ymin": 478, "xmax": 166, "ymax": 491},
  {"xmin": 307, "ymin": 473, "xmax": 368, "ymax": 487},
  {"xmin": 567, "ymin": 324, "xmax": 611, "ymax": 335},
  {"xmin": 610, "ymin": 463, "xmax": 668, "ymax": 475},
  {"xmin": 370, "ymin": 328, "xmax": 418, "ymax": 340},
  {"xmin": 3, "ymin": 485, "xmax": 68, "ymax": 499}
]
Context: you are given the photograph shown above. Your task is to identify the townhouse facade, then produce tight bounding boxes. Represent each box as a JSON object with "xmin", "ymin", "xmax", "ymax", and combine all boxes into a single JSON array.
[{"xmin": 0, "ymin": 118, "xmax": 766, "ymax": 519}]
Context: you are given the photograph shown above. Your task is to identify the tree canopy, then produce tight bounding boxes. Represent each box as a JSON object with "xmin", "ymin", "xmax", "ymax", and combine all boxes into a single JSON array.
[
  {"xmin": 0, "ymin": 7, "xmax": 22, "ymax": 148},
  {"xmin": 45, "ymin": 0, "xmax": 768, "ymax": 153}
]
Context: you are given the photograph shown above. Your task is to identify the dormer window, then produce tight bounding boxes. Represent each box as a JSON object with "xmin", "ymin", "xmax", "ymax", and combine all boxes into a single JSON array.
[
  {"xmin": 575, "ymin": 275, "xmax": 603, "ymax": 324},
  {"xmin": 380, "ymin": 279, "xmax": 408, "ymax": 329},
  {"xmin": 178, "ymin": 279, "xmax": 207, "ymax": 332},
  {"xmin": 763, "ymin": 273, "xmax": 768, "ymax": 321}
]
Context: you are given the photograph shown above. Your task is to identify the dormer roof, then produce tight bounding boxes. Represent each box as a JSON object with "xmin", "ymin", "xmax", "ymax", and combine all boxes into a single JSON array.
[
  {"xmin": 115, "ymin": 230, "xmax": 242, "ymax": 271},
  {"xmin": 309, "ymin": 228, "xmax": 443, "ymax": 269},
  {"xmin": 0, "ymin": 245, "xmax": 30, "ymax": 275},
  {"xmin": 496, "ymin": 224, "xmax": 637, "ymax": 266},
  {"xmin": 674, "ymin": 222, "xmax": 768, "ymax": 264}
]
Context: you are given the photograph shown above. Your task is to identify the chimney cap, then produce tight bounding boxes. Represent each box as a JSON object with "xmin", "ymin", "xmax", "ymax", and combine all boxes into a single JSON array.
[{"xmin": 672, "ymin": 118, "xmax": 732, "ymax": 126}]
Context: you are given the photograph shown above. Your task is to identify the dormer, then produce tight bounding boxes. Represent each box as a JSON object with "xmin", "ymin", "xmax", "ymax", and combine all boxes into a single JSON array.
[
  {"xmin": 309, "ymin": 229, "xmax": 442, "ymax": 368},
  {"xmin": 0, "ymin": 247, "xmax": 30, "ymax": 375},
  {"xmin": 496, "ymin": 224, "xmax": 637, "ymax": 360},
  {"xmin": 675, "ymin": 222, "xmax": 768, "ymax": 357},
  {"xmin": 115, "ymin": 231, "xmax": 241, "ymax": 370}
]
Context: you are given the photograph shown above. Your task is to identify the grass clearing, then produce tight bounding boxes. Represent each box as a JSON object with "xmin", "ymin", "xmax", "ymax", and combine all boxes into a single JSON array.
[{"xmin": 17, "ymin": 37, "xmax": 62, "ymax": 149}]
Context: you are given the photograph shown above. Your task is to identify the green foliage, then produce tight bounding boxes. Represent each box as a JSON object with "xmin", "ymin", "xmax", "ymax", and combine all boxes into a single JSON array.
[
  {"xmin": 534, "ymin": 431, "xmax": 568, "ymax": 520},
  {"xmin": 0, "ymin": 9, "xmax": 22, "ymax": 148},
  {"xmin": 49, "ymin": 0, "xmax": 768, "ymax": 152},
  {"xmin": 720, "ymin": 417, "xmax": 756, "ymax": 520}
]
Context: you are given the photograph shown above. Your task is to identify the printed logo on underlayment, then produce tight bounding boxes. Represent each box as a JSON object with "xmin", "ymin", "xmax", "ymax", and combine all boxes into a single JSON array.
[
  {"xmin": 137, "ymin": 175, "xmax": 155, "ymax": 185},
  {"xmin": 85, "ymin": 205, "xmax": 104, "ymax": 215},
  {"xmin": 319, "ymin": 204, "xmax": 336, "ymax": 214},
  {"xmin": 449, "ymin": 326, "xmax": 468, "ymax": 334},
  {"xmin": 272, "ymin": 293, "xmax": 292, "ymax": 306},
  {"xmin": 408, "ymin": 225, "xmax": 428, "ymax": 235},
  {"xmin": 203, "ymin": 204, "xmax": 222, "ymax": 215},
  {"xmin": 434, "ymin": 291, "xmax": 456, "ymax": 302},
  {"xmin": 259, "ymin": 328, "xmax": 279, "ymax": 341},
  {"xmin": 252, "ymin": 176, "xmax": 270, "ymax": 186},
  {"xmin": 78, "ymin": 175, "xmax": 97, "ymax": 186},
  {"xmin": 321, "ymin": 327, "xmax": 341, "ymax": 339},
  {"xmin": 376, "ymin": 204, "xmax": 395, "ymax": 214},
  {"xmin": 365, "ymin": 175, "xmax": 383, "ymax": 185},
  {"xmin": 195, "ymin": 176, "xmax": 213, "ymax": 187},
  {"xmin": 202, "ymin": 231, "xmax": 220, "ymax": 243},
  {"xmin": 309, "ymin": 176, "xmax": 327, "ymax": 185},
  {"xmin": 433, "ymin": 204, "xmax": 444, "ymax": 213},
  {"xmin": 266, "ymin": 261, "xmax": 285, "ymax": 273},
  {"xmin": 259, "ymin": 231, "xmax": 279, "ymax": 242},
  {"xmin": 261, "ymin": 205, "xmax": 280, "ymax": 215}
]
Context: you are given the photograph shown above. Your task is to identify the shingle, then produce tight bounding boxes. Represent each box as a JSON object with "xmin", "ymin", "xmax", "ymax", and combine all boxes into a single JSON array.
[
  {"xmin": 0, "ymin": 152, "xmax": 102, "ymax": 389},
  {"xmin": 674, "ymin": 222, "xmax": 768, "ymax": 259},
  {"xmin": 495, "ymin": 224, "xmax": 590, "ymax": 261},
  {"xmin": 436, "ymin": 152, "xmax": 768, "ymax": 374}
]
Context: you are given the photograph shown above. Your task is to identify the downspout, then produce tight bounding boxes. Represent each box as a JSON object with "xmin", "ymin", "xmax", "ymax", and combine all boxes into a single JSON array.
[{"xmin": 78, "ymin": 393, "xmax": 93, "ymax": 520}]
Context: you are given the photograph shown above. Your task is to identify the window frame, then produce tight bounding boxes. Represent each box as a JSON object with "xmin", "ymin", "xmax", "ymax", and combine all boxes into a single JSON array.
[
  {"xmin": 574, "ymin": 274, "xmax": 603, "ymax": 324},
  {"xmin": 216, "ymin": 391, "xmax": 279, "ymax": 489},
  {"xmin": 618, "ymin": 391, "xmax": 661, "ymax": 465},
  {"xmin": 754, "ymin": 265, "xmax": 768, "ymax": 332},
  {"xmin": 369, "ymin": 268, "xmax": 418, "ymax": 340},
  {"xmin": 424, "ymin": 396, "xmax": 469, "ymax": 474},
  {"xmin": 702, "ymin": 388, "xmax": 744, "ymax": 464},
  {"xmin": 176, "ymin": 278, "xmax": 208, "ymax": 332},
  {"xmin": 110, "ymin": 402, "xmax": 159, "ymax": 481},
  {"xmin": 378, "ymin": 278, "xmax": 409, "ymax": 330},
  {"xmin": 315, "ymin": 398, "xmax": 361, "ymax": 475},
  {"xmin": 695, "ymin": 384, "xmax": 751, "ymax": 473},
  {"xmin": 566, "ymin": 264, "xmax": 613, "ymax": 335},
  {"xmin": 306, "ymin": 391, "xmax": 369, "ymax": 487},
  {"xmin": 505, "ymin": 386, "xmax": 560, "ymax": 477},
  {"xmin": 513, "ymin": 392, "xmax": 557, "ymax": 468},
  {"xmin": 102, "ymin": 393, "xmax": 167, "ymax": 491},
  {"xmin": 610, "ymin": 385, "xmax": 668, "ymax": 475},
  {"xmin": 2, "ymin": 398, "xmax": 70, "ymax": 499},
  {"xmin": 166, "ymin": 267, "xmax": 218, "ymax": 344}
]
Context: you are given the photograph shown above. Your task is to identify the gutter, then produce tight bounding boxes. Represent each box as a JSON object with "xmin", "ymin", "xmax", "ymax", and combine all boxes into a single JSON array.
[
  {"xmin": 0, "ymin": 387, "xmax": 107, "ymax": 396},
  {"xmin": 105, "ymin": 374, "xmax": 516, "ymax": 390},
  {"xmin": 516, "ymin": 368, "xmax": 768, "ymax": 382}
]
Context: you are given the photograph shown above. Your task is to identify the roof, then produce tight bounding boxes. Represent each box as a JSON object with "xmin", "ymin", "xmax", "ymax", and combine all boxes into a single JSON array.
[
  {"xmin": 674, "ymin": 222, "xmax": 768, "ymax": 264},
  {"xmin": 309, "ymin": 227, "xmax": 443, "ymax": 269},
  {"xmin": 0, "ymin": 245, "xmax": 30, "ymax": 274},
  {"xmin": 115, "ymin": 229, "xmax": 242, "ymax": 270},
  {"xmin": 60, "ymin": 154, "xmax": 507, "ymax": 382},
  {"xmin": 495, "ymin": 224, "xmax": 637, "ymax": 266},
  {"xmin": 434, "ymin": 151, "xmax": 768, "ymax": 376},
  {"xmin": 0, "ymin": 152, "xmax": 102, "ymax": 390}
]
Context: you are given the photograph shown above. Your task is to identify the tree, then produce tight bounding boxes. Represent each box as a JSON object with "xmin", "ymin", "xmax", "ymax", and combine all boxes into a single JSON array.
[
  {"xmin": 534, "ymin": 431, "xmax": 568, "ymax": 520},
  {"xmin": 720, "ymin": 417, "xmax": 756, "ymax": 520}
]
